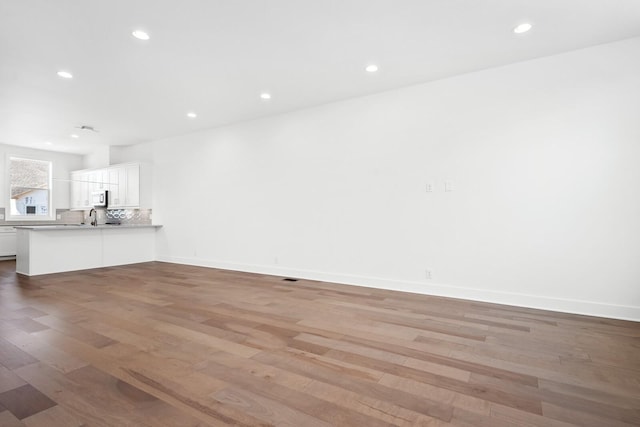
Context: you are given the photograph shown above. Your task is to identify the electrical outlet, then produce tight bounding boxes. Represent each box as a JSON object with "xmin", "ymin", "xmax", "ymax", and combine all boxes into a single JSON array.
[
  {"xmin": 425, "ymin": 269, "xmax": 432, "ymax": 280},
  {"xmin": 57, "ymin": 214, "xmax": 62, "ymax": 220},
  {"xmin": 425, "ymin": 182, "xmax": 434, "ymax": 193},
  {"xmin": 274, "ymin": 256, "xmax": 279, "ymax": 265},
  {"xmin": 444, "ymin": 181, "xmax": 453, "ymax": 192}
]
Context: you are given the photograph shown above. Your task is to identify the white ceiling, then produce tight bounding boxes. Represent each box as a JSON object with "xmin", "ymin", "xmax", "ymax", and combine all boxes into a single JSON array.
[{"xmin": 1, "ymin": 0, "xmax": 640, "ymax": 155}]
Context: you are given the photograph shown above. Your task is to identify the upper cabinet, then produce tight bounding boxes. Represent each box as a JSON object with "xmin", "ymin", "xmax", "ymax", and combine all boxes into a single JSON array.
[
  {"xmin": 70, "ymin": 171, "xmax": 87, "ymax": 209},
  {"xmin": 108, "ymin": 163, "xmax": 140, "ymax": 208},
  {"xmin": 69, "ymin": 163, "xmax": 149, "ymax": 210}
]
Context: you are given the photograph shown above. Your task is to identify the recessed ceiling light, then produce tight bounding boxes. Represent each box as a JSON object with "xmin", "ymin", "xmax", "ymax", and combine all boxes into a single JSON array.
[
  {"xmin": 70, "ymin": 134, "xmax": 79, "ymax": 139},
  {"xmin": 132, "ymin": 30, "xmax": 150, "ymax": 40},
  {"xmin": 513, "ymin": 23, "xmax": 533, "ymax": 34},
  {"xmin": 57, "ymin": 71, "xmax": 73, "ymax": 79},
  {"xmin": 260, "ymin": 93, "xmax": 271, "ymax": 100},
  {"xmin": 365, "ymin": 64, "xmax": 379, "ymax": 73},
  {"xmin": 186, "ymin": 112, "xmax": 197, "ymax": 118},
  {"xmin": 44, "ymin": 141, "xmax": 53, "ymax": 145}
]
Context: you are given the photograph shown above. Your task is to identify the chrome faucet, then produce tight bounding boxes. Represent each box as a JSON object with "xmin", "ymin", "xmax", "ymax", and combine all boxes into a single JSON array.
[{"xmin": 89, "ymin": 208, "xmax": 98, "ymax": 226}]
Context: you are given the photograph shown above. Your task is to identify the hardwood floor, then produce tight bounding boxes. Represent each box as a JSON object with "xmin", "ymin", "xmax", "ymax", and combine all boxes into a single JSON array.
[{"xmin": 0, "ymin": 260, "xmax": 639, "ymax": 426}]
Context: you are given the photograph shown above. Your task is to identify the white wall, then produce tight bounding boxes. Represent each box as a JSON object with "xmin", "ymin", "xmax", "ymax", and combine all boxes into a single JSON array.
[
  {"xmin": 0, "ymin": 144, "xmax": 84, "ymax": 215},
  {"xmin": 82, "ymin": 145, "xmax": 110, "ymax": 169},
  {"xmin": 110, "ymin": 144, "xmax": 154, "ymax": 165},
  {"xmin": 150, "ymin": 37, "xmax": 640, "ymax": 320}
]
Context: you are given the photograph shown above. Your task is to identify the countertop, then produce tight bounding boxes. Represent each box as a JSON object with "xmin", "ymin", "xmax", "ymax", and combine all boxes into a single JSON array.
[{"xmin": 14, "ymin": 224, "xmax": 162, "ymax": 231}]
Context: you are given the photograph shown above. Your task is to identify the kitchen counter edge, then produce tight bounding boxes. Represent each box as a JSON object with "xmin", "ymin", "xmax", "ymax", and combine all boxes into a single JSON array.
[{"xmin": 14, "ymin": 225, "xmax": 163, "ymax": 231}]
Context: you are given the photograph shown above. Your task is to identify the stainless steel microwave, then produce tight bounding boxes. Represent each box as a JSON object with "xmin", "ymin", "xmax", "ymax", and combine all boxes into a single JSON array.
[{"xmin": 92, "ymin": 190, "xmax": 108, "ymax": 207}]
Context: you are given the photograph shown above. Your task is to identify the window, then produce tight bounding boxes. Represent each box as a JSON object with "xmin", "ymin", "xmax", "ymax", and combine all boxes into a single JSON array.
[{"xmin": 8, "ymin": 156, "xmax": 53, "ymax": 220}]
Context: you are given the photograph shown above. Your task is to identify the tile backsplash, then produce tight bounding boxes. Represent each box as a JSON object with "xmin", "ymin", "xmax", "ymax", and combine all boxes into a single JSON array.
[
  {"xmin": 105, "ymin": 209, "xmax": 152, "ymax": 225},
  {"xmin": 84, "ymin": 208, "xmax": 152, "ymax": 225}
]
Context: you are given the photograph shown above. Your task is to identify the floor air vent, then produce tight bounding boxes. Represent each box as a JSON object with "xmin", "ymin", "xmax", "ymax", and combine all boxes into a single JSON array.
[{"xmin": 282, "ymin": 278, "xmax": 298, "ymax": 282}]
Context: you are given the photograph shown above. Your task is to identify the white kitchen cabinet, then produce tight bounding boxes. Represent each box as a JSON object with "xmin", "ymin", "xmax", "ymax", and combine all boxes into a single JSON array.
[
  {"xmin": 108, "ymin": 163, "xmax": 140, "ymax": 208},
  {"xmin": 70, "ymin": 171, "xmax": 83, "ymax": 209},
  {"xmin": 70, "ymin": 170, "xmax": 93, "ymax": 209},
  {"xmin": 15, "ymin": 225, "xmax": 160, "ymax": 276},
  {"xmin": 0, "ymin": 227, "xmax": 17, "ymax": 257},
  {"xmin": 94, "ymin": 169, "xmax": 109, "ymax": 191},
  {"xmin": 107, "ymin": 168, "xmax": 120, "ymax": 206},
  {"xmin": 86, "ymin": 171, "xmax": 97, "ymax": 194},
  {"xmin": 124, "ymin": 163, "xmax": 140, "ymax": 207},
  {"xmin": 71, "ymin": 170, "xmax": 105, "ymax": 209},
  {"xmin": 70, "ymin": 163, "xmax": 147, "ymax": 209}
]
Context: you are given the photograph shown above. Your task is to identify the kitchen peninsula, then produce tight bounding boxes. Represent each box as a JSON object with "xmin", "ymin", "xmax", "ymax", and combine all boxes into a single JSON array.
[{"xmin": 15, "ymin": 224, "xmax": 161, "ymax": 276}]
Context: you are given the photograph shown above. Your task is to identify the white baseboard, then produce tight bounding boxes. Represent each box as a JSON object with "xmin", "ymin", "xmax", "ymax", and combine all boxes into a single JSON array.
[{"xmin": 156, "ymin": 255, "xmax": 640, "ymax": 322}]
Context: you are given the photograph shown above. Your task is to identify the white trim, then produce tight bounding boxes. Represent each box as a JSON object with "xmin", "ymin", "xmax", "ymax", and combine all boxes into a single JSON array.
[
  {"xmin": 5, "ymin": 155, "xmax": 55, "ymax": 221},
  {"xmin": 156, "ymin": 255, "xmax": 640, "ymax": 322}
]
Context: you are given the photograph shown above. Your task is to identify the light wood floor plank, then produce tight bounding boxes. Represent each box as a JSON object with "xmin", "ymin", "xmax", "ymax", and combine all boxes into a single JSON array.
[{"xmin": 1, "ymin": 260, "xmax": 639, "ymax": 426}]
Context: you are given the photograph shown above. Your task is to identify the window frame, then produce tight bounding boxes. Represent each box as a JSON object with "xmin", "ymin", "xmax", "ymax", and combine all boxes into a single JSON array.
[{"xmin": 6, "ymin": 154, "xmax": 55, "ymax": 222}]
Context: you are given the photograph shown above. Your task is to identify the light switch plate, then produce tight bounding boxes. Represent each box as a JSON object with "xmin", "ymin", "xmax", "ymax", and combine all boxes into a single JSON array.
[
  {"xmin": 444, "ymin": 181, "xmax": 454, "ymax": 192},
  {"xmin": 0, "ymin": 214, "xmax": 4, "ymax": 220}
]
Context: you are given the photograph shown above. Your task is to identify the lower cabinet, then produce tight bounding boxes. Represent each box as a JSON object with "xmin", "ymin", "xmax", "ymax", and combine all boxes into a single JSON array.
[{"xmin": 16, "ymin": 226, "xmax": 159, "ymax": 276}]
